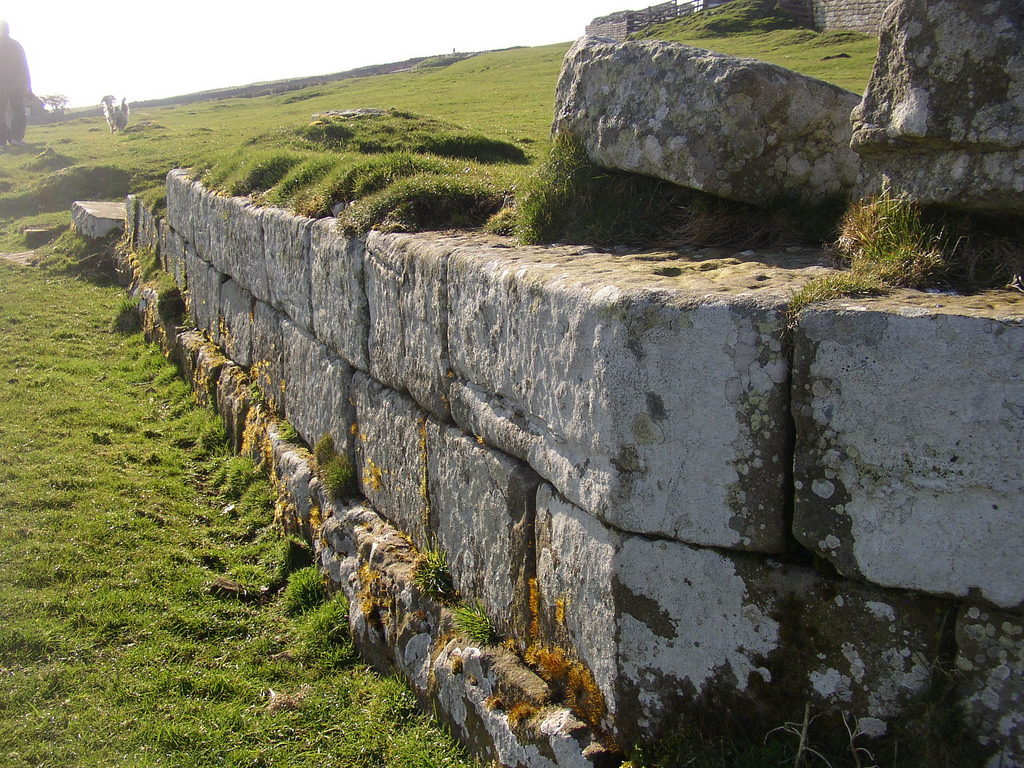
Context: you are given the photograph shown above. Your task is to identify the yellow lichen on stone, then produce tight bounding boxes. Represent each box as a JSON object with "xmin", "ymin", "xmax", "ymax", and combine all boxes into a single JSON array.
[
  {"xmin": 524, "ymin": 644, "xmax": 607, "ymax": 733},
  {"xmin": 364, "ymin": 459, "xmax": 383, "ymax": 492},
  {"xmin": 555, "ymin": 596, "xmax": 568, "ymax": 626},
  {"xmin": 528, "ymin": 578, "xmax": 541, "ymax": 639},
  {"xmin": 357, "ymin": 563, "xmax": 384, "ymax": 625}
]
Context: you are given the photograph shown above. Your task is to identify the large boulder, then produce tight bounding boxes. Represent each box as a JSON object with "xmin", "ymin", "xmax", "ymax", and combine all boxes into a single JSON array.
[
  {"xmin": 552, "ymin": 37, "xmax": 862, "ymax": 208},
  {"xmin": 851, "ymin": 0, "xmax": 1024, "ymax": 213}
]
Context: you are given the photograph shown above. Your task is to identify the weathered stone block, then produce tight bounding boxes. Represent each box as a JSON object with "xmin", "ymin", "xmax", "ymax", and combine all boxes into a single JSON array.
[
  {"xmin": 215, "ymin": 362, "xmax": 252, "ymax": 453},
  {"xmin": 310, "ymin": 219, "xmax": 370, "ymax": 371},
  {"xmin": 316, "ymin": 501, "xmax": 610, "ymax": 768},
  {"xmin": 125, "ymin": 194, "xmax": 139, "ymax": 246},
  {"xmin": 956, "ymin": 605, "xmax": 1024, "ymax": 767},
  {"xmin": 792, "ymin": 296, "xmax": 1024, "ymax": 610},
  {"xmin": 447, "ymin": 238, "xmax": 795, "ymax": 552},
  {"xmin": 184, "ymin": 246, "xmax": 223, "ymax": 339},
  {"xmin": 351, "ymin": 372, "xmax": 430, "ymax": 540},
  {"xmin": 535, "ymin": 485, "xmax": 953, "ymax": 747},
  {"xmin": 281, "ymin": 319, "xmax": 356, "ymax": 458},
  {"xmin": 262, "ymin": 207, "xmax": 314, "ymax": 332},
  {"xmin": 70, "ymin": 200, "xmax": 125, "ymax": 240},
  {"xmin": 182, "ymin": 338, "xmax": 228, "ymax": 409},
  {"xmin": 271, "ymin": 432, "xmax": 316, "ymax": 540},
  {"xmin": 175, "ymin": 329, "xmax": 206, "ymax": 389},
  {"xmin": 165, "ymin": 169, "xmax": 197, "ymax": 246},
  {"xmin": 161, "ymin": 224, "xmax": 188, "ymax": 290},
  {"xmin": 851, "ymin": 0, "xmax": 1024, "ymax": 213},
  {"xmin": 366, "ymin": 231, "xmax": 456, "ymax": 421},
  {"xmin": 426, "ymin": 421, "xmax": 541, "ymax": 648},
  {"xmin": 136, "ymin": 203, "xmax": 160, "ymax": 255},
  {"xmin": 218, "ymin": 279, "xmax": 256, "ymax": 368},
  {"xmin": 552, "ymin": 37, "xmax": 862, "ymax": 208},
  {"xmin": 216, "ymin": 195, "xmax": 269, "ymax": 304},
  {"xmin": 251, "ymin": 301, "xmax": 286, "ymax": 415}
]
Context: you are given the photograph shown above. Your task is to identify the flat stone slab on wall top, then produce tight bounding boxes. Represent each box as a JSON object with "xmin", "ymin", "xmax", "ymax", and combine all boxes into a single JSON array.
[
  {"xmin": 792, "ymin": 290, "xmax": 1024, "ymax": 610},
  {"xmin": 552, "ymin": 37, "xmax": 862, "ymax": 208},
  {"xmin": 71, "ymin": 200, "xmax": 126, "ymax": 240},
  {"xmin": 851, "ymin": 0, "xmax": 1024, "ymax": 213},
  {"xmin": 445, "ymin": 233, "xmax": 832, "ymax": 553}
]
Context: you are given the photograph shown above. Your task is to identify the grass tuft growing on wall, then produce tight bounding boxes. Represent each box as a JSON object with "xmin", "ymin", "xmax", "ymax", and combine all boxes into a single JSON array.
[
  {"xmin": 452, "ymin": 601, "xmax": 501, "ymax": 645},
  {"xmin": 514, "ymin": 134, "xmax": 843, "ymax": 248},
  {"xmin": 789, "ymin": 194, "xmax": 1024, "ymax": 317}
]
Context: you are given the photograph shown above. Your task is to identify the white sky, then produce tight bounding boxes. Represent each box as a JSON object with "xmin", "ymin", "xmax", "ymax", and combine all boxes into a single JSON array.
[{"xmin": 3, "ymin": 1, "xmax": 629, "ymax": 108}]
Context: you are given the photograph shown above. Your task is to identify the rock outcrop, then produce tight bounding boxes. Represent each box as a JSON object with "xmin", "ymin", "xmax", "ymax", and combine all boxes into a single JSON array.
[
  {"xmin": 552, "ymin": 37, "xmax": 863, "ymax": 209},
  {"xmin": 851, "ymin": 0, "xmax": 1024, "ymax": 213}
]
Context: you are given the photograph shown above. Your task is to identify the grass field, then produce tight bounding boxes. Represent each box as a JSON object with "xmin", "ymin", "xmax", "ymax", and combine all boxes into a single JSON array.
[
  {"xmin": 0, "ymin": 255, "xmax": 478, "ymax": 767},
  {"xmin": 0, "ymin": 0, "xmax": 879, "ymax": 250}
]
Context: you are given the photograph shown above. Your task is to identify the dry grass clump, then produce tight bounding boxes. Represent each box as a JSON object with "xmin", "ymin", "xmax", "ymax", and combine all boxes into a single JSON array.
[
  {"xmin": 790, "ymin": 194, "xmax": 1024, "ymax": 317},
  {"xmin": 513, "ymin": 135, "xmax": 842, "ymax": 248}
]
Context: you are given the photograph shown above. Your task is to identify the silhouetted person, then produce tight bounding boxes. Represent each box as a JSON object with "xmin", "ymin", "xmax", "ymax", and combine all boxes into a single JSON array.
[{"xmin": 0, "ymin": 20, "xmax": 30, "ymax": 146}]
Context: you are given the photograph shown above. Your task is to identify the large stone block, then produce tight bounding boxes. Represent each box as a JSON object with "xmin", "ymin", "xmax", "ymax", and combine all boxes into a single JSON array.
[
  {"xmin": 215, "ymin": 362, "xmax": 252, "ymax": 454},
  {"xmin": 218, "ymin": 195, "xmax": 269, "ymax": 303},
  {"xmin": 365, "ymin": 231, "xmax": 457, "ymax": 421},
  {"xmin": 447, "ymin": 237, "xmax": 797, "ymax": 552},
  {"xmin": 161, "ymin": 224, "xmax": 188, "ymax": 290},
  {"xmin": 851, "ymin": 0, "xmax": 1024, "ymax": 214},
  {"xmin": 261, "ymin": 207, "xmax": 314, "ymax": 332},
  {"xmin": 136, "ymin": 203, "xmax": 160, "ymax": 255},
  {"xmin": 218, "ymin": 278, "xmax": 256, "ymax": 368},
  {"xmin": 125, "ymin": 194, "xmax": 139, "ymax": 246},
  {"xmin": 535, "ymin": 485, "xmax": 953, "ymax": 748},
  {"xmin": 310, "ymin": 220, "xmax": 370, "ymax": 372},
  {"xmin": 792, "ymin": 295, "xmax": 1024, "ymax": 610},
  {"xmin": 165, "ymin": 169, "xmax": 197, "ymax": 246},
  {"xmin": 183, "ymin": 246, "xmax": 223, "ymax": 339},
  {"xmin": 270, "ymin": 432, "xmax": 316, "ymax": 540},
  {"xmin": 281, "ymin": 319, "xmax": 356, "ymax": 457},
  {"xmin": 552, "ymin": 37, "xmax": 862, "ymax": 208},
  {"xmin": 251, "ymin": 301, "xmax": 286, "ymax": 415},
  {"xmin": 426, "ymin": 421, "xmax": 541, "ymax": 648},
  {"xmin": 70, "ymin": 200, "xmax": 125, "ymax": 241},
  {"xmin": 351, "ymin": 372, "xmax": 430, "ymax": 540},
  {"xmin": 956, "ymin": 605, "xmax": 1024, "ymax": 767}
]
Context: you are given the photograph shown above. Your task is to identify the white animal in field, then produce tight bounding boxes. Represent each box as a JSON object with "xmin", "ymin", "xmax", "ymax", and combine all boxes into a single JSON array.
[{"xmin": 100, "ymin": 95, "xmax": 130, "ymax": 133}]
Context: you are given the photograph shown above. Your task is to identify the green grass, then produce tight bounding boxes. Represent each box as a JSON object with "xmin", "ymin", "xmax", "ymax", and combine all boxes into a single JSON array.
[
  {"xmin": 0, "ymin": 21, "xmax": 880, "ymax": 249},
  {"xmin": 0, "ymin": 255, "xmax": 478, "ymax": 768},
  {"xmin": 412, "ymin": 545, "xmax": 458, "ymax": 604},
  {"xmin": 632, "ymin": 0, "xmax": 878, "ymax": 93},
  {"xmin": 452, "ymin": 601, "xmax": 501, "ymax": 646}
]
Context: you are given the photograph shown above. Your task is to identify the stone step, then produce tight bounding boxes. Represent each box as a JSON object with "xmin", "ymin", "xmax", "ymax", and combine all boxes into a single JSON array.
[{"xmin": 71, "ymin": 200, "xmax": 126, "ymax": 240}]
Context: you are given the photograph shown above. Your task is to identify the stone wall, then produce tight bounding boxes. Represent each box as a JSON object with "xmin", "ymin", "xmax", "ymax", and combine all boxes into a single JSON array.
[
  {"xmin": 812, "ymin": 0, "xmax": 891, "ymax": 33},
  {"xmin": 123, "ymin": 172, "xmax": 1024, "ymax": 767},
  {"xmin": 585, "ymin": 0, "xmax": 892, "ymax": 38}
]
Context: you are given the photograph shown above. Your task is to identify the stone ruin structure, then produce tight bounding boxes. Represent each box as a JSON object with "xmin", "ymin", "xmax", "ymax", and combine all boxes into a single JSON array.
[
  {"xmin": 586, "ymin": 0, "xmax": 894, "ymax": 39},
  {"xmin": 88, "ymin": 0, "xmax": 1023, "ymax": 765}
]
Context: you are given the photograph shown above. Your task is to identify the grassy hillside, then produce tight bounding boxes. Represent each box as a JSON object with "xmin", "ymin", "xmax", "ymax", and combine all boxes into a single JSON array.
[
  {"xmin": 0, "ymin": 43, "xmax": 569, "ymax": 250},
  {"xmin": 0, "ymin": 15, "xmax": 880, "ymax": 252},
  {"xmin": 633, "ymin": 26, "xmax": 877, "ymax": 93}
]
